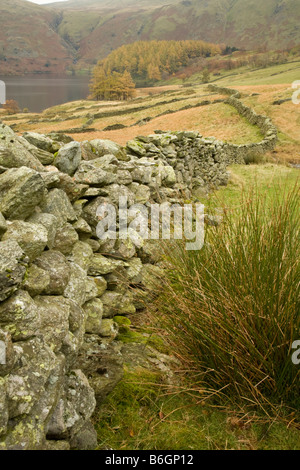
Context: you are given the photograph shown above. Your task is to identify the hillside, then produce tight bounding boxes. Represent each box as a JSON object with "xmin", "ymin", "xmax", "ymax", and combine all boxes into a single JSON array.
[
  {"xmin": 50, "ymin": 0, "xmax": 174, "ymax": 9},
  {"xmin": 3, "ymin": 57, "xmax": 299, "ymax": 165},
  {"xmin": 59, "ymin": 0, "xmax": 300, "ymax": 67},
  {"xmin": 0, "ymin": 0, "xmax": 73, "ymax": 75},
  {"xmin": 0, "ymin": 0, "xmax": 299, "ymax": 75}
]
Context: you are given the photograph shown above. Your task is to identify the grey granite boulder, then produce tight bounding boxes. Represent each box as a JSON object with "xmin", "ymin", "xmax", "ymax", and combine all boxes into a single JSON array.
[
  {"xmin": 90, "ymin": 139, "xmax": 128, "ymax": 161},
  {"xmin": 53, "ymin": 223, "xmax": 79, "ymax": 255},
  {"xmin": 83, "ymin": 298, "xmax": 103, "ymax": 334},
  {"xmin": 41, "ymin": 188, "xmax": 77, "ymax": 225},
  {"xmin": 23, "ymin": 264, "xmax": 50, "ymax": 297},
  {"xmin": 0, "ymin": 290, "xmax": 41, "ymax": 341},
  {"xmin": 0, "ymin": 213, "xmax": 7, "ymax": 238},
  {"xmin": 64, "ymin": 263, "xmax": 87, "ymax": 307},
  {"xmin": 2, "ymin": 221, "xmax": 48, "ymax": 263},
  {"xmin": 23, "ymin": 132, "xmax": 56, "ymax": 153},
  {"xmin": 0, "ymin": 125, "xmax": 44, "ymax": 172},
  {"xmin": 34, "ymin": 250, "xmax": 71, "ymax": 295},
  {"xmin": 0, "ymin": 240, "xmax": 27, "ymax": 302},
  {"xmin": 74, "ymin": 161, "xmax": 117, "ymax": 187},
  {"xmin": 55, "ymin": 142, "xmax": 82, "ymax": 176},
  {"xmin": 0, "ymin": 167, "xmax": 46, "ymax": 220}
]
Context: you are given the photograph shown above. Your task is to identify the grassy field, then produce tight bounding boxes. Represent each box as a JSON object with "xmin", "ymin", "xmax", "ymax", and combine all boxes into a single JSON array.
[
  {"xmin": 2, "ymin": 58, "xmax": 299, "ymax": 163},
  {"xmin": 94, "ymin": 368, "xmax": 300, "ymax": 450}
]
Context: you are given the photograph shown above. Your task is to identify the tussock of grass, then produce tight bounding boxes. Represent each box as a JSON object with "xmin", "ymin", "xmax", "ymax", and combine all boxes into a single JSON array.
[{"xmin": 154, "ymin": 183, "xmax": 300, "ymax": 414}]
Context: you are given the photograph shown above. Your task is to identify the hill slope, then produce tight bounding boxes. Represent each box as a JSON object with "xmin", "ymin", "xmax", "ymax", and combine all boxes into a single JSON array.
[
  {"xmin": 0, "ymin": 0, "xmax": 74, "ymax": 75},
  {"xmin": 0, "ymin": 0, "xmax": 299, "ymax": 75},
  {"xmin": 56, "ymin": 0, "xmax": 300, "ymax": 62}
]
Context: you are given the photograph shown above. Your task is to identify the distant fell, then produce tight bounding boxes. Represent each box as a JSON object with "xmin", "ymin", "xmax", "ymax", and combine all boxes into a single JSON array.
[{"xmin": 0, "ymin": 0, "xmax": 299, "ymax": 75}]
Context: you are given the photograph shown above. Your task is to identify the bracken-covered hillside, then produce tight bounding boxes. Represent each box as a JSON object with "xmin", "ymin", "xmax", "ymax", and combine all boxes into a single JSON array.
[{"xmin": 0, "ymin": 0, "xmax": 299, "ymax": 74}]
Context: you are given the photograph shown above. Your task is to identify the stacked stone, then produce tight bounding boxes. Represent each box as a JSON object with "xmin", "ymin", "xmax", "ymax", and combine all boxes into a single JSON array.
[
  {"xmin": 208, "ymin": 84, "xmax": 278, "ymax": 160},
  {"xmin": 0, "ymin": 124, "xmax": 180, "ymax": 450}
]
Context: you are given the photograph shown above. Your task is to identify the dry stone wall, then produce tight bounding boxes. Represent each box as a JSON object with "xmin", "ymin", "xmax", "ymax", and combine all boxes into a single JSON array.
[
  {"xmin": 208, "ymin": 84, "xmax": 278, "ymax": 160},
  {"xmin": 0, "ymin": 86, "xmax": 277, "ymax": 450}
]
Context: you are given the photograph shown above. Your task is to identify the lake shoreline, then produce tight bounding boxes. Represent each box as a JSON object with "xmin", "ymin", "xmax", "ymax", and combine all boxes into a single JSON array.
[{"xmin": 0, "ymin": 75, "xmax": 92, "ymax": 113}]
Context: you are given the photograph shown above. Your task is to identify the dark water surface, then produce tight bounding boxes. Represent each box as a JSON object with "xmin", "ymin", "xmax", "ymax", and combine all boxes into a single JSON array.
[{"xmin": 0, "ymin": 74, "xmax": 91, "ymax": 113}]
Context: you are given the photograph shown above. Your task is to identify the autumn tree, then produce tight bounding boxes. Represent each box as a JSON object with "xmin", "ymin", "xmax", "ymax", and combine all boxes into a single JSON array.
[
  {"xmin": 91, "ymin": 39, "xmax": 221, "ymax": 87},
  {"xmin": 201, "ymin": 69, "xmax": 211, "ymax": 83},
  {"xmin": 3, "ymin": 99, "xmax": 20, "ymax": 114},
  {"xmin": 89, "ymin": 68, "xmax": 136, "ymax": 101}
]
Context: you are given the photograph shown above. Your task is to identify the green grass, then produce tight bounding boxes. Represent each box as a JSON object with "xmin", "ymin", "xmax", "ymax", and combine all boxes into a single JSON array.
[
  {"xmin": 216, "ymin": 61, "xmax": 300, "ymax": 87},
  {"xmin": 161, "ymin": 58, "xmax": 300, "ymax": 88},
  {"xmin": 199, "ymin": 163, "xmax": 300, "ymax": 210},
  {"xmin": 94, "ymin": 369, "xmax": 300, "ymax": 450},
  {"xmin": 155, "ymin": 178, "xmax": 299, "ymax": 413}
]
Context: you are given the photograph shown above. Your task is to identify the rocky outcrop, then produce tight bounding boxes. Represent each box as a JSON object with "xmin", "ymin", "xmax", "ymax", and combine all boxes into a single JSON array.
[{"xmin": 0, "ymin": 92, "xmax": 277, "ymax": 450}]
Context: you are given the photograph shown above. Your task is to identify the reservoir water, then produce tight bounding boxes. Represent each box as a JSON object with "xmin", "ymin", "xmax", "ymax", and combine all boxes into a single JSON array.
[{"xmin": 0, "ymin": 74, "xmax": 91, "ymax": 113}]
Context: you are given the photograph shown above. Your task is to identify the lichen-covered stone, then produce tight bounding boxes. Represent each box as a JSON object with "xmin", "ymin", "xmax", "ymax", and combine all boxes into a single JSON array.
[
  {"xmin": 5, "ymin": 336, "xmax": 61, "ymax": 426},
  {"xmin": 99, "ymin": 319, "xmax": 118, "ymax": 339},
  {"xmin": 72, "ymin": 217, "xmax": 92, "ymax": 235},
  {"xmin": 84, "ymin": 277, "xmax": 99, "ymax": 302},
  {"xmin": 129, "ymin": 182, "xmax": 151, "ymax": 204},
  {"xmin": 0, "ymin": 240, "xmax": 27, "ymax": 302},
  {"xmin": 34, "ymin": 250, "xmax": 71, "ymax": 295},
  {"xmin": 126, "ymin": 257, "xmax": 143, "ymax": 283},
  {"xmin": 41, "ymin": 188, "xmax": 77, "ymax": 226},
  {"xmin": 46, "ymin": 369, "xmax": 96, "ymax": 440},
  {"xmin": 137, "ymin": 238, "xmax": 162, "ymax": 264},
  {"xmin": 23, "ymin": 132, "xmax": 56, "ymax": 153},
  {"xmin": 88, "ymin": 254, "xmax": 127, "ymax": 276},
  {"xmin": 77, "ymin": 335, "xmax": 123, "ymax": 405},
  {"xmin": 141, "ymin": 264, "xmax": 164, "ymax": 291},
  {"xmin": 112, "ymin": 238, "xmax": 136, "ymax": 260},
  {"xmin": 28, "ymin": 212, "xmax": 58, "ymax": 250},
  {"xmin": 126, "ymin": 139, "xmax": 146, "ymax": 157},
  {"xmin": 74, "ymin": 161, "xmax": 117, "ymax": 187},
  {"xmin": 89, "ymin": 139, "xmax": 127, "ymax": 161},
  {"xmin": 0, "ymin": 290, "xmax": 40, "ymax": 341},
  {"xmin": 34, "ymin": 296, "xmax": 72, "ymax": 352},
  {"xmin": 69, "ymin": 420, "xmax": 98, "ymax": 450},
  {"xmin": 0, "ymin": 125, "xmax": 45, "ymax": 172},
  {"xmin": 101, "ymin": 291, "xmax": 135, "ymax": 318},
  {"xmin": 103, "ymin": 183, "xmax": 135, "ymax": 207},
  {"xmin": 23, "ymin": 264, "xmax": 50, "ymax": 297},
  {"xmin": 44, "ymin": 440, "xmax": 71, "ymax": 451},
  {"xmin": 105, "ymin": 266, "xmax": 129, "ymax": 294},
  {"xmin": 68, "ymin": 241, "xmax": 93, "ymax": 272},
  {"xmin": 2, "ymin": 220, "xmax": 48, "ymax": 263},
  {"xmin": 83, "ymin": 298, "xmax": 103, "ymax": 335},
  {"xmin": 53, "ymin": 172, "xmax": 88, "ymax": 202},
  {"xmin": 0, "ymin": 167, "xmax": 46, "ymax": 220},
  {"xmin": 87, "ymin": 275, "xmax": 107, "ymax": 298},
  {"xmin": 54, "ymin": 142, "xmax": 82, "ymax": 176},
  {"xmin": 53, "ymin": 223, "xmax": 79, "ymax": 255},
  {"xmin": 116, "ymin": 169, "xmax": 132, "ymax": 185},
  {"xmin": 0, "ymin": 376, "xmax": 8, "ymax": 436},
  {"xmin": 0, "ymin": 212, "xmax": 7, "ymax": 238},
  {"xmin": 64, "ymin": 263, "xmax": 87, "ymax": 307},
  {"xmin": 0, "ymin": 329, "xmax": 15, "ymax": 377}
]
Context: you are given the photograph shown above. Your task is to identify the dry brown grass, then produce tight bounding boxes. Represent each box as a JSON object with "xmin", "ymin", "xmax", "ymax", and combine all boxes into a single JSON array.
[
  {"xmin": 234, "ymin": 84, "xmax": 300, "ymax": 163},
  {"xmin": 17, "ymin": 99, "xmax": 261, "ymax": 146},
  {"xmin": 3, "ymin": 81, "xmax": 299, "ymax": 164}
]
